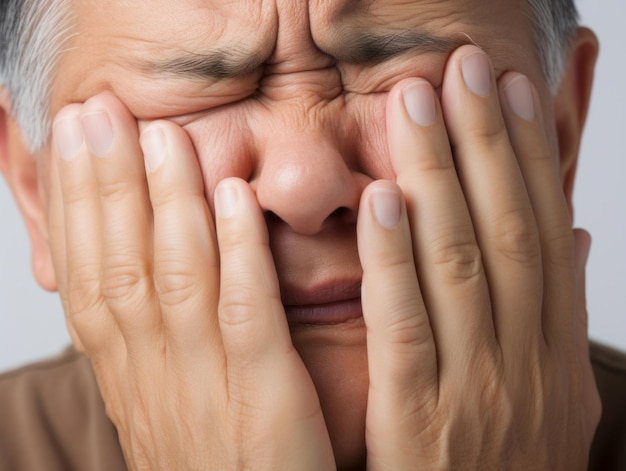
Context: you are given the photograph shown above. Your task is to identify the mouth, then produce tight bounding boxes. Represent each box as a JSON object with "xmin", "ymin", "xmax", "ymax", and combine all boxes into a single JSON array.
[{"xmin": 282, "ymin": 280, "xmax": 363, "ymax": 326}]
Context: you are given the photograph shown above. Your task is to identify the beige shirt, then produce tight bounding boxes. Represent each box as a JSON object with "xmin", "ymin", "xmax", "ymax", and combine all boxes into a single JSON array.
[{"xmin": 1, "ymin": 342, "xmax": 625, "ymax": 470}]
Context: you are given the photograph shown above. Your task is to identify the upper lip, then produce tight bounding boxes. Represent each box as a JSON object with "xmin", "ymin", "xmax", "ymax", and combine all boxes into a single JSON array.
[{"xmin": 281, "ymin": 279, "xmax": 362, "ymax": 306}]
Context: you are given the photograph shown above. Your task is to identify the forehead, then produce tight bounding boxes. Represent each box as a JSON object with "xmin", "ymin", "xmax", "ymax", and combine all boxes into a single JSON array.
[
  {"xmin": 55, "ymin": 0, "xmax": 538, "ymax": 115},
  {"xmin": 71, "ymin": 0, "xmax": 529, "ymax": 48}
]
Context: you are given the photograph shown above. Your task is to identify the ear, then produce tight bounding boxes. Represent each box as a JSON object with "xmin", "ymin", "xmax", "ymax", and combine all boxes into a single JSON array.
[
  {"xmin": 0, "ymin": 88, "xmax": 57, "ymax": 291},
  {"xmin": 553, "ymin": 27, "xmax": 599, "ymax": 219}
]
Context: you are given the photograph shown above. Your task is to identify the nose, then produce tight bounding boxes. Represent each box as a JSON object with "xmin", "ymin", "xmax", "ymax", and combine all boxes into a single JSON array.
[{"xmin": 254, "ymin": 128, "xmax": 365, "ymax": 236}]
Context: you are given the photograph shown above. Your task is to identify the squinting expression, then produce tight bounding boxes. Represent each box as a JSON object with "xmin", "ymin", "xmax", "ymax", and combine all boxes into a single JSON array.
[{"xmin": 46, "ymin": 0, "xmax": 557, "ymax": 467}]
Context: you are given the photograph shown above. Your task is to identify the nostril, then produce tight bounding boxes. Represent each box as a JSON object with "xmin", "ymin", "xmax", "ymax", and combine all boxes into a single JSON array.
[
  {"xmin": 330, "ymin": 207, "xmax": 345, "ymax": 217},
  {"xmin": 330, "ymin": 206, "xmax": 357, "ymax": 224},
  {"xmin": 263, "ymin": 206, "xmax": 355, "ymax": 231},
  {"xmin": 264, "ymin": 210, "xmax": 281, "ymax": 223},
  {"xmin": 330, "ymin": 207, "xmax": 349, "ymax": 219}
]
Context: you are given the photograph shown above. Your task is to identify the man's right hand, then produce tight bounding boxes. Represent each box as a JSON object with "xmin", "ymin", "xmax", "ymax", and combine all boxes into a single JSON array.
[{"xmin": 48, "ymin": 92, "xmax": 336, "ymax": 470}]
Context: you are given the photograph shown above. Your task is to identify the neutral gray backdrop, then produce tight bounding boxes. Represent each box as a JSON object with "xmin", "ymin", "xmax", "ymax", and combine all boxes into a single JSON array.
[{"xmin": 1, "ymin": 0, "xmax": 624, "ymax": 372}]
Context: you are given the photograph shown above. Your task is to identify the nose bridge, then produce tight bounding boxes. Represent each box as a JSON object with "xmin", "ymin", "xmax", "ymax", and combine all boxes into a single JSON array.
[
  {"xmin": 260, "ymin": 64, "xmax": 344, "ymax": 104},
  {"xmin": 254, "ymin": 103, "xmax": 363, "ymax": 235}
]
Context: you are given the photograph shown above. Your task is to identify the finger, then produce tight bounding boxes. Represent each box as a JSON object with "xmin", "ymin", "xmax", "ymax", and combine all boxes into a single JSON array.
[
  {"xmin": 498, "ymin": 72, "xmax": 577, "ymax": 347},
  {"xmin": 140, "ymin": 121, "xmax": 223, "ymax": 370},
  {"xmin": 48, "ymin": 114, "xmax": 83, "ymax": 351},
  {"xmin": 357, "ymin": 180, "xmax": 437, "ymax": 463},
  {"xmin": 215, "ymin": 178, "xmax": 331, "ymax": 447},
  {"xmin": 216, "ymin": 177, "xmax": 295, "ymax": 367},
  {"xmin": 440, "ymin": 49, "xmax": 543, "ymax": 358},
  {"xmin": 386, "ymin": 77, "xmax": 494, "ymax": 374},
  {"xmin": 81, "ymin": 92, "xmax": 160, "ymax": 352},
  {"xmin": 53, "ymin": 104, "xmax": 119, "ymax": 354},
  {"xmin": 358, "ymin": 180, "xmax": 436, "ymax": 394}
]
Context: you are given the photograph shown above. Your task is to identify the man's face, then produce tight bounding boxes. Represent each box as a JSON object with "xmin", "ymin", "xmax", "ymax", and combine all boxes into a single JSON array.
[{"xmin": 43, "ymin": 0, "xmax": 557, "ymax": 466}]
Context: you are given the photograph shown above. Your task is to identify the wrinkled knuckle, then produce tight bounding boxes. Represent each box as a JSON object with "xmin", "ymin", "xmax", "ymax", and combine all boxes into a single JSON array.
[
  {"xmin": 375, "ymin": 246, "xmax": 415, "ymax": 272},
  {"xmin": 63, "ymin": 180, "xmax": 95, "ymax": 206},
  {"xmin": 407, "ymin": 153, "xmax": 455, "ymax": 174},
  {"xmin": 154, "ymin": 266, "xmax": 198, "ymax": 307},
  {"xmin": 219, "ymin": 290, "xmax": 258, "ymax": 328},
  {"xmin": 382, "ymin": 308, "xmax": 431, "ymax": 348},
  {"xmin": 100, "ymin": 257, "xmax": 151, "ymax": 302},
  {"xmin": 66, "ymin": 268, "xmax": 104, "ymax": 317},
  {"xmin": 98, "ymin": 178, "xmax": 136, "ymax": 203},
  {"xmin": 493, "ymin": 210, "xmax": 540, "ymax": 264},
  {"xmin": 431, "ymin": 235, "xmax": 483, "ymax": 283},
  {"xmin": 149, "ymin": 185, "xmax": 186, "ymax": 210},
  {"xmin": 466, "ymin": 117, "xmax": 508, "ymax": 144}
]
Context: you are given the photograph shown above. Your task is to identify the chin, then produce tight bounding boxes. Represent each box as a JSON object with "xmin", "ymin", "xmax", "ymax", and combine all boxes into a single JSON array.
[{"xmin": 291, "ymin": 319, "xmax": 369, "ymax": 470}]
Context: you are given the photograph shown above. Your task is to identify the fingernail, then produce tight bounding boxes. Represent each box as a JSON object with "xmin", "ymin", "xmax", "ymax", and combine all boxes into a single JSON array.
[
  {"xmin": 504, "ymin": 74, "xmax": 535, "ymax": 121},
  {"xmin": 402, "ymin": 81, "xmax": 437, "ymax": 126},
  {"xmin": 215, "ymin": 182, "xmax": 238, "ymax": 219},
  {"xmin": 54, "ymin": 116, "xmax": 83, "ymax": 160},
  {"xmin": 371, "ymin": 188, "xmax": 401, "ymax": 229},
  {"xmin": 82, "ymin": 111, "xmax": 114, "ymax": 157},
  {"xmin": 462, "ymin": 51, "xmax": 492, "ymax": 97},
  {"xmin": 140, "ymin": 127, "xmax": 166, "ymax": 172}
]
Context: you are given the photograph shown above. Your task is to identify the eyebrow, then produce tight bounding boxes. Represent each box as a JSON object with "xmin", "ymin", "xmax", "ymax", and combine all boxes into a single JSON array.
[
  {"xmin": 140, "ymin": 49, "xmax": 265, "ymax": 81},
  {"xmin": 138, "ymin": 30, "xmax": 469, "ymax": 81},
  {"xmin": 326, "ymin": 30, "xmax": 470, "ymax": 64}
]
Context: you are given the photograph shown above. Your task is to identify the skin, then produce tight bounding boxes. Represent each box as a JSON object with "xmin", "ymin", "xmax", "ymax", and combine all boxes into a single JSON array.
[{"xmin": 0, "ymin": 0, "xmax": 601, "ymax": 469}]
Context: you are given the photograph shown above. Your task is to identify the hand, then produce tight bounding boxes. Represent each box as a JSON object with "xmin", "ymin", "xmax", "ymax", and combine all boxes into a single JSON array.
[
  {"xmin": 48, "ymin": 93, "xmax": 335, "ymax": 470},
  {"xmin": 357, "ymin": 45, "xmax": 601, "ymax": 469}
]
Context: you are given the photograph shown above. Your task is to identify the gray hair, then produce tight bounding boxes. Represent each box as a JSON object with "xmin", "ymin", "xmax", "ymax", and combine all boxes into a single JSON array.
[
  {"xmin": 0, "ymin": 0, "xmax": 73, "ymax": 153},
  {"xmin": 527, "ymin": 0, "xmax": 580, "ymax": 91},
  {"xmin": 1, "ymin": 0, "xmax": 579, "ymax": 153}
]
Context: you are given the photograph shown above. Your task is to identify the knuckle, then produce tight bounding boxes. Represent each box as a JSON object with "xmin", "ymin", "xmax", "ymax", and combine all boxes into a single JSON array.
[
  {"xmin": 154, "ymin": 264, "xmax": 198, "ymax": 307},
  {"xmin": 98, "ymin": 178, "xmax": 136, "ymax": 203},
  {"xmin": 149, "ymin": 184, "xmax": 179, "ymax": 210},
  {"xmin": 219, "ymin": 229, "xmax": 248, "ymax": 253},
  {"xmin": 63, "ymin": 179, "xmax": 95, "ymax": 206},
  {"xmin": 100, "ymin": 255, "xmax": 151, "ymax": 302},
  {"xmin": 218, "ymin": 290, "xmax": 260, "ymax": 328},
  {"xmin": 467, "ymin": 115, "xmax": 508, "ymax": 144},
  {"xmin": 150, "ymin": 186, "xmax": 204, "ymax": 211},
  {"xmin": 430, "ymin": 233, "xmax": 483, "ymax": 283},
  {"xmin": 381, "ymin": 305, "xmax": 431, "ymax": 349},
  {"xmin": 492, "ymin": 210, "xmax": 541, "ymax": 264},
  {"xmin": 66, "ymin": 266, "xmax": 104, "ymax": 317},
  {"xmin": 408, "ymin": 153, "xmax": 456, "ymax": 174},
  {"xmin": 374, "ymin": 245, "xmax": 415, "ymax": 272}
]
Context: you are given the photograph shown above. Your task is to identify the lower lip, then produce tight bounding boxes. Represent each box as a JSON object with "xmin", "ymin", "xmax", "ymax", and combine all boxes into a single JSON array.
[{"xmin": 284, "ymin": 297, "xmax": 363, "ymax": 326}]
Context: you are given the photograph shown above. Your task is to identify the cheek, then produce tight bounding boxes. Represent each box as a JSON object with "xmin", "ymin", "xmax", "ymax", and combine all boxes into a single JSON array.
[
  {"xmin": 350, "ymin": 93, "xmax": 395, "ymax": 180},
  {"xmin": 183, "ymin": 111, "xmax": 255, "ymax": 209}
]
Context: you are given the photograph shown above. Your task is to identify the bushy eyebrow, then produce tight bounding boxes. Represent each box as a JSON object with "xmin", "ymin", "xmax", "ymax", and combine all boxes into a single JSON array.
[
  {"xmin": 137, "ymin": 30, "xmax": 469, "ymax": 81},
  {"xmin": 139, "ymin": 49, "xmax": 265, "ymax": 81},
  {"xmin": 326, "ymin": 30, "xmax": 470, "ymax": 63}
]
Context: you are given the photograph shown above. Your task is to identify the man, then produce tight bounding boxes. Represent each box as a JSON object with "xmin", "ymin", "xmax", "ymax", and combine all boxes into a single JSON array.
[{"xmin": 0, "ymin": 0, "xmax": 625, "ymax": 469}]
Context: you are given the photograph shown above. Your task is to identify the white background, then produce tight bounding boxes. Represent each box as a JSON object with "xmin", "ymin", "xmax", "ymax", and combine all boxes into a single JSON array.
[{"xmin": 1, "ymin": 1, "xmax": 624, "ymax": 372}]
